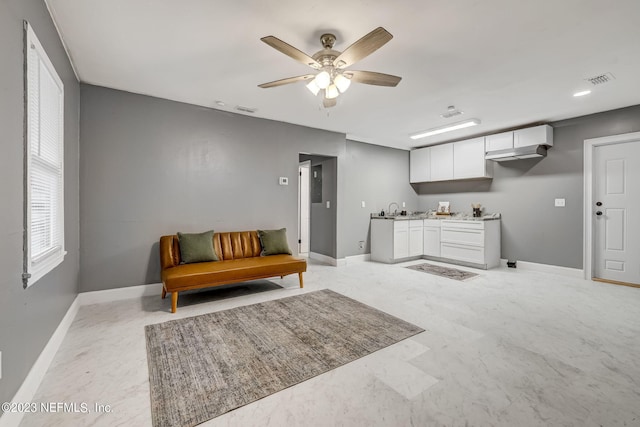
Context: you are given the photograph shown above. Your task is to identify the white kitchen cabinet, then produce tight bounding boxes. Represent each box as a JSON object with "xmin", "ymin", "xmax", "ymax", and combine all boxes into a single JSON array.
[
  {"xmin": 429, "ymin": 144, "xmax": 454, "ymax": 181},
  {"xmin": 423, "ymin": 219, "xmax": 441, "ymax": 257},
  {"xmin": 485, "ymin": 131, "xmax": 514, "ymax": 151},
  {"xmin": 409, "ymin": 220, "xmax": 424, "ymax": 256},
  {"xmin": 514, "ymin": 125, "xmax": 553, "ymax": 148},
  {"xmin": 439, "ymin": 220, "xmax": 500, "ymax": 268},
  {"xmin": 393, "ymin": 221, "xmax": 409, "ymax": 259},
  {"xmin": 410, "ymin": 147, "xmax": 431, "ymax": 183},
  {"xmin": 371, "ymin": 219, "xmax": 423, "ymax": 263},
  {"xmin": 453, "ymin": 137, "xmax": 492, "ymax": 179},
  {"xmin": 372, "ymin": 218, "xmax": 501, "ymax": 269}
]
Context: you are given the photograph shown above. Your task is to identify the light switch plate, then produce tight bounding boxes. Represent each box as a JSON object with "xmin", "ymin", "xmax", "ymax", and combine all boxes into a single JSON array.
[
  {"xmin": 279, "ymin": 177, "xmax": 288, "ymax": 186},
  {"xmin": 326, "ymin": 201, "xmax": 330, "ymax": 209},
  {"xmin": 402, "ymin": 202, "xmax": 406, "ymax": 208},
  {"xmin": 555, "ymin": 198, "xmax": 566, "ymax": 207},
  {"xmin": 361, "ymin": 201, "xmax": 366, "ymax": 208}
]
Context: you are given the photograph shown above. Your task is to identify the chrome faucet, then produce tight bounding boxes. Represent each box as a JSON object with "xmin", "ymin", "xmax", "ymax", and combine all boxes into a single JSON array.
[{"xmin": 388, "ymin": 202, "xmax": 400, "ymax": 216}]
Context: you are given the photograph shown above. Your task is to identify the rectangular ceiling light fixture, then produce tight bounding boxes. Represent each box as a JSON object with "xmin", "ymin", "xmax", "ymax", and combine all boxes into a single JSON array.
[{"xmin": 410, "ymin": 119, "xmax": 481, "ymax": 140}]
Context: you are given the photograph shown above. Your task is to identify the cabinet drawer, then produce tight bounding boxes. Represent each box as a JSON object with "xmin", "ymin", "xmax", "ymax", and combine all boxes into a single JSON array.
[
  {"xmin": 409, "ymin": 220, "xmax": 423, "ymax": 228},
  {"xmin": 441, "ymin": 220, "xmax": 484, "ymax": 230},
  {"xmin": 441, "ymin": 228, "xmax": 484, "ymax": 246},
  {"xmin": 394, "ymin": 221, "xmax": 409, "ymax": 232},
  {"xmin": 441, "ymin": 242, "xmax": 485, "ymax": 264}
]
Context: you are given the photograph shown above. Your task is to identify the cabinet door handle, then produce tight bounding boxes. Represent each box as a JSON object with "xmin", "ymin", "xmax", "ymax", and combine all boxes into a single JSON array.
[{"xmin": 596, "ymin": 211, "xmax": 603, "ymax": 216}]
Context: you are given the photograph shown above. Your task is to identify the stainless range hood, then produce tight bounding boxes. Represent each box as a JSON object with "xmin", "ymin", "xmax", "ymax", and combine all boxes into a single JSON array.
[{"xmin": 485, "ymin": 145, "xmax": 548, "ymax": 162}]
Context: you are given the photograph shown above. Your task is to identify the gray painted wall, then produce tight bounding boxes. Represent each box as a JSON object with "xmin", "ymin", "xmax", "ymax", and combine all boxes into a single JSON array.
[
  {"xmin": 416, "ymin": 105, "xmax": 640, "ymax": 269},
  {"xmin": 79, "ymin": 85, "xmax": 346, "ymax": 292},
  {"xmin": 0, "ymin": 0, "xmax": 80, "ymax": 405},
  {"xmin": 343, "ymin": 140, "xmax": 419, "ymax": 257}
]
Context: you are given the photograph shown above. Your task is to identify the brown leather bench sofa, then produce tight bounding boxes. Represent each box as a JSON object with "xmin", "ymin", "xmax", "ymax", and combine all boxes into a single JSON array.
[{"xmin": 159, "ymin": 230, "xmax": 306, "ymax": 313}]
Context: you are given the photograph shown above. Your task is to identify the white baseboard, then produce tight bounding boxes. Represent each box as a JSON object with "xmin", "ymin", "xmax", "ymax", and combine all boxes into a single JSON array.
[
  {"xmin": 345, "ymin": 254, "xmax": 371, "ymax": 265},
  {"xmin": 309, "ymin": 252, "xmax": 338, "ymax": 266},
  {"xmin": 500, "ymin": 259, "xmax": 584, "ymax": 278},
  {"xmin": 0, "ymin": 283, "xmax": 165, "ymax": 427},
  {"xmin": 77, "ymin": 283, "xmax": 163, "ymax": 306},
  {"xmin": 0, "ymin": 297, "xmax": 80, "ymax": 427},
  {"xmin": 308, "ymin": 252, "xmax": 351, "ymax": 267}
]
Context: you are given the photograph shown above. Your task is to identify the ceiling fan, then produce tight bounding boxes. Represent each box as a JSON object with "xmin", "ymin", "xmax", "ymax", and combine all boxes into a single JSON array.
[{"xmin": 258, "ymin": 27, "xmax": 402, "ymax": 108}]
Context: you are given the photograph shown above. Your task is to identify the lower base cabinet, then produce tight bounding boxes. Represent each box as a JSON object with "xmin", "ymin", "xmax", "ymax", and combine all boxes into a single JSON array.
[
  {"xmin": 438, "ymin": 220, "xmax": 500, "ymax": 269},
  {"xmin": 423, "ymin": 220, "xmax": 441, "ymax": 257},
  {"xmin": 371, "ymin": 218, "xmax": 501, "ymax": 269}
]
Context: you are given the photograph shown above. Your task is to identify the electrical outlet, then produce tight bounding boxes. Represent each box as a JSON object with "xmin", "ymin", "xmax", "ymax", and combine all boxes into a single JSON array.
[
  {"xmin": 555, "ymin": 198, "xmax": 566, "ymax": 207},
  {"xmin": 402, "ymin": 202, "xmax": 406, "ymax": 208},
  {"xmin": 358, "ymin": 241, "xmax": 365, "ymax": 249},
  {"xmin": 361, "ymin": 201, "xmax": 366, "ymax": 208},
  {"xmin": 278, "ymin": 177, "xmax": 288, "ymax": 186}
]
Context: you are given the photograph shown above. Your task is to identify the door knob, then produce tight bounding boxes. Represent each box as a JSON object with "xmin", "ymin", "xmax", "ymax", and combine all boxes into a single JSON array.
[
  {"xmin": 596, "ymin": 211, "xmax": 603, "ymax": 216},
  {"xmin": 596, "ymin": 202, "xmax": 602, "ymax": 206}
]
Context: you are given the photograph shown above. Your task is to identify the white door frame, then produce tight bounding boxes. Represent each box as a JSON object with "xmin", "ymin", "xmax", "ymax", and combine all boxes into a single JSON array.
[
  {"xmin": 298, "ymin": 160, "xmax": 311, "ymax": 255},
  {"xmin": 583, "ymin": 131, "xmax": 640, "ymax": 281}
]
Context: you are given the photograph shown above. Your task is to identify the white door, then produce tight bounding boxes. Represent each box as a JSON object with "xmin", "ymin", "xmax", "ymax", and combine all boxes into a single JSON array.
[
  {"xmin": 298, "ymin": 161, "xmax": 310, "ymax": 255},
  {"xmin": 593, "ymin": 141, "xmax": 640, "ymax": 285}
]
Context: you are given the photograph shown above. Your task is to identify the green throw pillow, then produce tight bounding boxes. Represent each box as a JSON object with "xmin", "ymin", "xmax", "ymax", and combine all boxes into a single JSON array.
[
  {"xmin": 177, "ymin": 230, "xmax": 218, "ymax": 264},
  {"xmin": 258, "ymin": 228, "xmax": 292, "ymax": 256}
]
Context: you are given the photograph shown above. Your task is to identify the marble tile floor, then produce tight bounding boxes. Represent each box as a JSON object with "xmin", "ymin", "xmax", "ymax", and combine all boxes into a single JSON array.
[{"xmin": 19, "ymin": 259, "xmax": 640, "ymax": 427}]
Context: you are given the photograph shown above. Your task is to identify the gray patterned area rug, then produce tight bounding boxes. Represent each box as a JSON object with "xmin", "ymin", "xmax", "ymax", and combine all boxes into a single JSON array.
[
  {"xmin": 407, "ymin": 262, "xmax": 479, "ymax": 281},
  {"xmin": 145, "ymin": 289, "xmax": 423, "ymax": 427}
]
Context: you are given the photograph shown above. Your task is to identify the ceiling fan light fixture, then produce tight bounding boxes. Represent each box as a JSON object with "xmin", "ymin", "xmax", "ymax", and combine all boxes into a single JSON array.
[
  {"xmin": 314, "ymin": 71, "xmax": 331, "ymax": 89},
  {"xmin": 306, "ymin": 79, "xmax": 320, "ymax": 96},
  {"xmin": 325, "ymin": 84, "xmax": 339, "ymax": 99},
  {"xmin": 334, "ymin": 73, "xmax": 351, "ymax": 93},
  {"xmin": 410, "ymin": 119, "xmax": 481, "ymax": 140}
]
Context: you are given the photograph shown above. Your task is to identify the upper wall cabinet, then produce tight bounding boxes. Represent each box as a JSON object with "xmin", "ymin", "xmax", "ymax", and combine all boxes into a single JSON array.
[
  {"xmin": 485, "ymin": 125, "xmax": 553, "ymax": 152},
  {"xmin": 410, "ymin": 137, "xmax": 491, "ymax": 183},
  {"xmin": 453, "ymin": 137, "xmax": 492, "ymax": 179},
  {"xmin": 409, "ymin": 146, "xmax": 430, "ymax": 183},
  {"xmin": 429, "ymin": 144, "xmax": 454, "ymax": 181},
  {"xmin": 485, "ymin": 131, "xmax": 514, "ymax": 151},
  {"xmin": 514, "ymin": 125, "xmax": 553, "ymax": 148}
]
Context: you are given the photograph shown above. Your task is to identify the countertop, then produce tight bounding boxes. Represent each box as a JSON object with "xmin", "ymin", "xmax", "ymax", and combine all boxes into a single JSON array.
[{"xmin": 370, "ymin": 211, "xmax": 501, "ymax": 221}]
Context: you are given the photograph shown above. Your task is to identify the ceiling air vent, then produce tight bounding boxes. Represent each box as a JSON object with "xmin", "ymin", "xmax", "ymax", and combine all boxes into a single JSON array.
[
  {"xmin": 585, "ymin": 72, "xmax": 615, "ymax": 86},
  {"xmin": 440, "ymin": 105, "xmax": 464, "ymax": 119}
]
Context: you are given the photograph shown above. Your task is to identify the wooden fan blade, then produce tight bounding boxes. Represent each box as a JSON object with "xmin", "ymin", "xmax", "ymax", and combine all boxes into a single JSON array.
[
  {"xmin": 261, "ymin": 36, "xmax": 322, "ymax": 69},
  {"xmin": 258, "ymin": 74, "xmax": 316, "ymax": 88},
  {"xmin": 343, "ymin": 70, "xmax": 402, "ymax": 87},
  {"xmin": 323, "ymin": 97, "xmax": 337, "ymax": 108},
  {"xmin": 333, "ymin": 27, "xmax": 393, "ymax": 68}
]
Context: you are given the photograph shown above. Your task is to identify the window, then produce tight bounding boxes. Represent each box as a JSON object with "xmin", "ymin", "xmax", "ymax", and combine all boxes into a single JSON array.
[{"xmin": 23, "ymin": 22, "xmax": 66, "ymax": 288}]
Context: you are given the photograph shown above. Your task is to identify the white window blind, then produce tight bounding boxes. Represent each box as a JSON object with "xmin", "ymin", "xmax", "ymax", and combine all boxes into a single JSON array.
[{"xmin": 24, "ymin": 22, "xmax": 66, "ymax": 287}]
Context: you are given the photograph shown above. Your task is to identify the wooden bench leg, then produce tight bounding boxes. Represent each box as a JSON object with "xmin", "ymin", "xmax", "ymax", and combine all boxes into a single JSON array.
[
  {"xmin": 171, "ymin": 292, "xmax": 178, "ymax": 313},
  {"xmin": 161, "ymin": 286, "xmax": 167, "ymax": 299},
  {"xmin": 298, "ymin": 272, "xmax": 304, "ymax": 288}
]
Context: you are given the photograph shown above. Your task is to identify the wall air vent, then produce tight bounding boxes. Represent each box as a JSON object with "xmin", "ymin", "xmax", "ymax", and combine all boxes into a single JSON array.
[
  {"xmin": 235, "ymin": 105, "xmax": 257, "ymax": 113},
  {"xmin": 585, "ymin": 73, "xmax": 615, "ymax": 86}
]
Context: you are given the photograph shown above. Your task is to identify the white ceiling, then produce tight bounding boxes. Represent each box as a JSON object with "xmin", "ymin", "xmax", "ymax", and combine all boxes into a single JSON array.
[{"xmin": 46, "ymin": 0, "xmax": 640, "ymax": 150}]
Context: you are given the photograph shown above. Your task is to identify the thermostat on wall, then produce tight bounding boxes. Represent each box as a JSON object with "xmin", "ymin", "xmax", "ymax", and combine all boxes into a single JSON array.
[{"xmin": 279, "ymin": 177, "xmax": 289, "ymax": 185}]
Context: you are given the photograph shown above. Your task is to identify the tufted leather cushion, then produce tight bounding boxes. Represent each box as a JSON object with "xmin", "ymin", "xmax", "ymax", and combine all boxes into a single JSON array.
[{"xmin": 161, "ymin": 231, "xmax": 264, "ymax": 268}]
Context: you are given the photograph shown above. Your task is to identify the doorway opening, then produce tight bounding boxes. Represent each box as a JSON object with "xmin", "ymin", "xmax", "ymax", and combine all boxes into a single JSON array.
[{"xmin": 298, "ymin": 153, "xmax": 338, "ymax": 262}]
